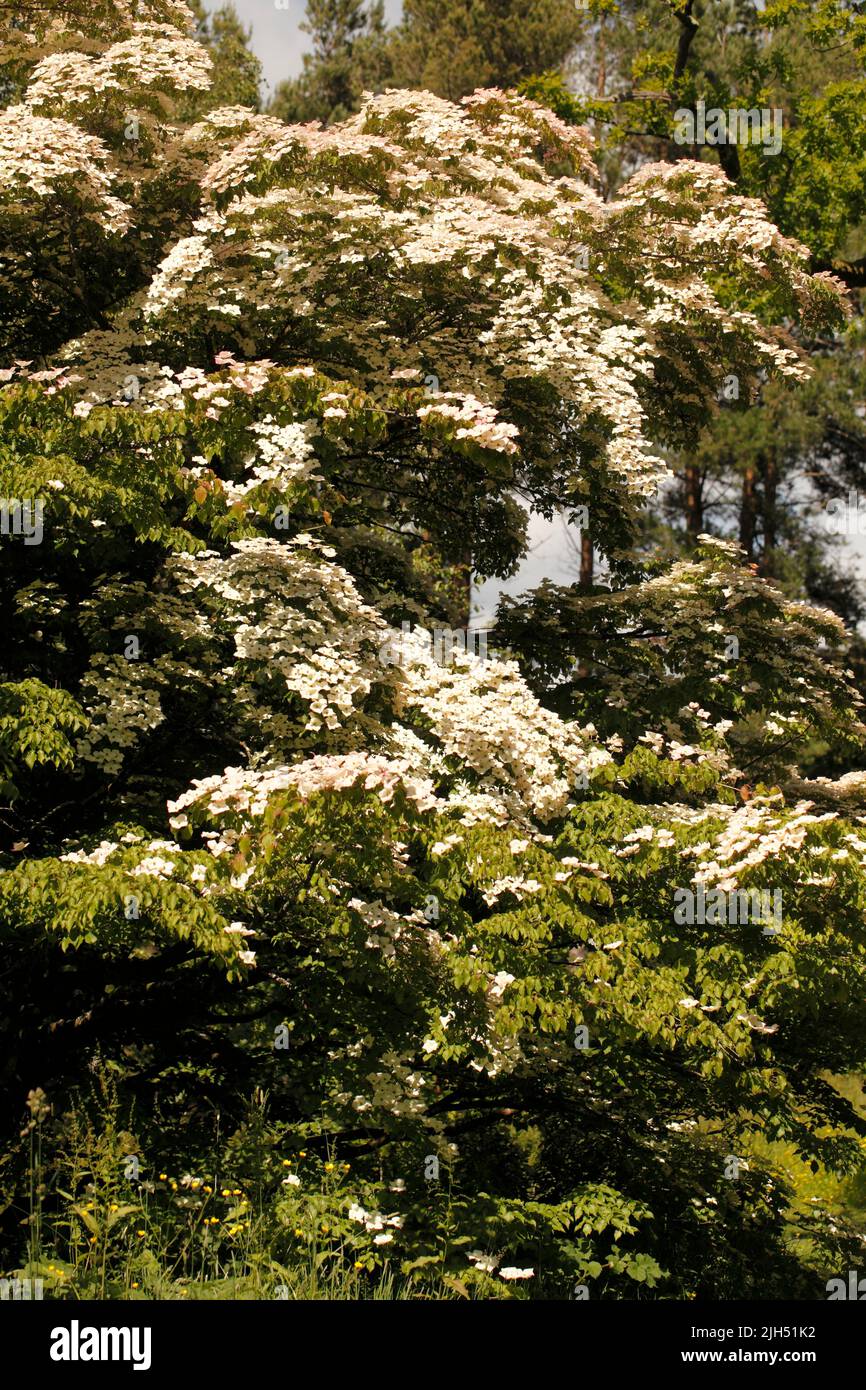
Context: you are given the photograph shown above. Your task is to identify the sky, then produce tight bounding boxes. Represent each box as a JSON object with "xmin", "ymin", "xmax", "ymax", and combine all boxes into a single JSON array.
[
  {"xmin": 211, "ymin": 1, "xmax": 866, "ymax": 626},
  {"xmin": 224, "ymin": 0, "xmax": 404, "ymax": 103}
]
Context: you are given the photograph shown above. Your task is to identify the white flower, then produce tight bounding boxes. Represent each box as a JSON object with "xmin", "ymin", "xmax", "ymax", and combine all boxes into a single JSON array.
[
  {"xmin": 736, "ymin": 1012, "xmax": 778, "ymax": 1034},
  {"xmin": 499, "ymin": 1266, "xmax": 534, "ymax": 1280},
  {"xmin": 467, "ymin": 1250, "xmax": 499, "ymax": 1274},
  {"xmin": 487, "ymin": 971, "xmax": 515, "ymax": 1000}
]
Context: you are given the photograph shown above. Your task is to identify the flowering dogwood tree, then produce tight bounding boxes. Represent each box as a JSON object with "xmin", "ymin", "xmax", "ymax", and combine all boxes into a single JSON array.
[{"xmin": 2, "ymin": 2, "xmax": 866, "ymax": 1298}]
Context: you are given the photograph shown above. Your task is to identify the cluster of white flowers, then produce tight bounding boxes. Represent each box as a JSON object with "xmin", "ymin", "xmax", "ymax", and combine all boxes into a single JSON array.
[
  {"xmin": 687, "ymin": 798, "xmax": 838, "ymax": 891},
  {"xmin": 25, "ymin": 23, "xmax": 212, "ymax": 111},
  {"xmin": 221, "ymin": 417, "xmax": 319, "ymax": 502},
  {"xmin": 782, "ymin": 769, "xmax": 866, "ymax": 808},
  {"xmin": 620, "ymin": 825, "xmax": 677, "ymax": 850},
  {"xmin": 347, "ymin": 1202, "xmax": 404, "ymax": 1244},
  {"xmin": 56, "ymin": 531, "xmax": 600, "ymax": 832},
  {"xmin": 417, "ymin": 392, "xmax": 520, "ymax": 455},
  {"xmin": 466, "ymin": 1249, "xmax": 534, "ymax": 1280},
  {"xmin": 480, "ymin": 877, "xmax": 543, "ymax": 907},
  {"xmin": 76, "ymin": 658, "xmax": 167, "ymax": 775},
  {"xmin": 345, "ymin": 1049, "xmax": 432, "ymax": 1123},
  {"xmin": 143, "ymin": 235, "xmax": 216, "ymax": 318},
  {"xmin": 170, "ymin": 537, "xmax": 387, "ymax": 736},
  {"xmin": 348, "ymin": 897, "xmax": 432, "ymax": 959},
  {"xmin": 167, "ymin": 753, "xmax": 441, "ymax": 834},
  {"xmin": 73, "ymin": 83, "xmax": 839, "ymax": 508},
  {"xmin": 60, "ymin": 839, "xmax": 121, "ymax": 867},
  {"xmin": 0, "ymin": 107, "xmax": 130, "ymax": 233},
  {"xmin": 394, "ymin": 625, "xmax": 610, "ymax": 821}
]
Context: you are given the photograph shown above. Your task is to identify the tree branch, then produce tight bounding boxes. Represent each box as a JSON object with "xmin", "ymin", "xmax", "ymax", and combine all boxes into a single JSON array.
[{"xmin": 672, "ymin": 0, "xmax": 699, "ymax": 81}]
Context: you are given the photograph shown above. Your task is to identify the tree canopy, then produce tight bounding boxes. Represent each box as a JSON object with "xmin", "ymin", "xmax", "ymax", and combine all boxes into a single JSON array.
[{"xmin": 2, "ymin": 0, "xmax": 866, "ymax": 1302}]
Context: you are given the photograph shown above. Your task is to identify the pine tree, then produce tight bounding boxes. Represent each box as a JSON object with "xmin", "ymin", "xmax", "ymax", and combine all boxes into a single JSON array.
[
  {"xmin": 388, "ymin": 0, "xmax": 585, "ymax": 102},
  {"xmin": 270, "ymin": 0, "xmax": 391, "ymax": 125},
  {"xmin": 188, "ymin": 1, "xmax": 262, "ymax": 113},
  {"xmin": 525, "ymin": 0, "xmax": 866, "ymax": 625}
]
